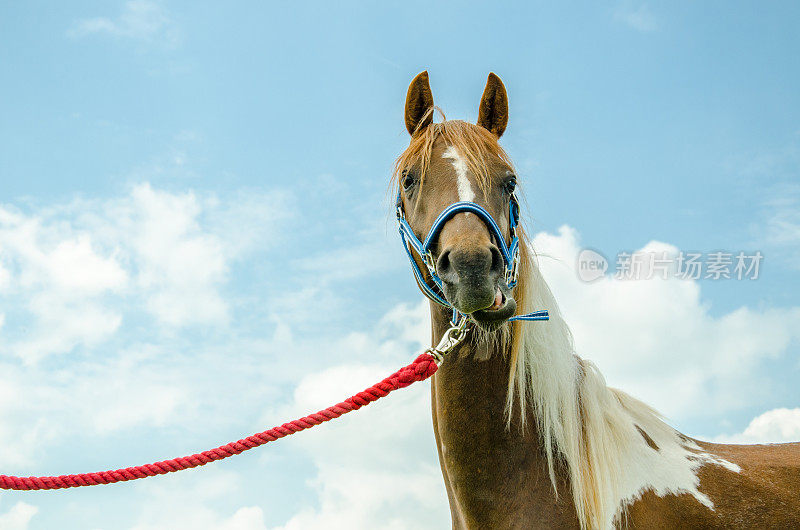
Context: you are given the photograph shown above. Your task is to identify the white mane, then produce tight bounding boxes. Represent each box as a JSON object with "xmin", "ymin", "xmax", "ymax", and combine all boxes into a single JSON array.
[{"xmin": 507, "ymin": 249, "xmax": 740, "ymax": 529}]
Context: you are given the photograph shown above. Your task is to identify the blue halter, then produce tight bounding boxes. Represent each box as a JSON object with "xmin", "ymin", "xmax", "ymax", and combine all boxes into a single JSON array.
[{"xmin": 396, "ymin": 189, "xmax": 548, "ymax": 325}]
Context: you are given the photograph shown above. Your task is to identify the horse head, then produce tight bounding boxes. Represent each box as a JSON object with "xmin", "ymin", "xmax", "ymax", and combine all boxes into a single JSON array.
[{"xmin": 396, "ymin": 71, "xmax": 523, "ymax": 331}]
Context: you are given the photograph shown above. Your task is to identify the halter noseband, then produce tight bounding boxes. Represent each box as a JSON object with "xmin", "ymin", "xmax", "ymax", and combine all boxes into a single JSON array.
[{"xmin": 396, "ymin": 189, "xmax": 547, "ymax": 325}]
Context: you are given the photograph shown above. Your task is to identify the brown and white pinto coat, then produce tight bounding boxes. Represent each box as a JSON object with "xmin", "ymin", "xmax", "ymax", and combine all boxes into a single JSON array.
[{"xmin": 395, "ymin": 71, "xmax": 800, "ymax": 529}]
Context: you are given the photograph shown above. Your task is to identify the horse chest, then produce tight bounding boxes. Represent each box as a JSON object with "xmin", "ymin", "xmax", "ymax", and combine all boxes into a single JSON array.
[{"xmin": 431, "ymin": 350, "xmax": 580, "ymax": 529}]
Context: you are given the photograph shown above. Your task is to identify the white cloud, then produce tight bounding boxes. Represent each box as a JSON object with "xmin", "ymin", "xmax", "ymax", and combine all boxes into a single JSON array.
[
  {"xmin": 0, "ymin": 498, "xmax": 37, "ymax": 530},
  {"xmin": 614, "ymin": 3, "xmax": 658, "ymax": 32},
  {"xmin": 80, "ymin": 359, "xmax": 189, "ymax": 434},
  {"xmin": 713, "ymin": 408, "xmax": 800, "ymax": 444},
  {"xmin": 0, "ymin": 207, "xmax": 128, "ymax": 294},
  {"xmin": 0, "ymin": 204, "xmax": 127, "ymax": 361},
  {"xmin": 0, "ymin": 345, "xmax": 194, "ymax": 469},
  {"xmin": 0, "ymin": 391, "xmax": 53, "ymax": 469},
  {"xmin": 13, "ymin": 294, "xmax": 122, "ymax": 362},
  {"xmin": 109, "ymin": 184, "xmax": 288, "ymax": 327},
  {"xmin": 0, "ymin": 182, "xmax": 295, "ymax": 472},
  {"xmin": 268, "ymin": 301, "xmax": 449, "ymax": 530},
  {"xmin": 0, "ymin": 183, "xmax": 294, "ymax": 488},
  {"xmin": 220, "ymin": 507, "xmax": 269, "ymax": 530},
  {"xmin": 0, "ymin": 367, "xmax": 54, "ymax": 468},
  {"xmin": 380, "ymin": 299, "xmax": 431, "ymax": 346},
  {"xmin": 129, "ymin": 470, "xmax": 268, "ymax": 530},
  {"xmin": 122, "ymin": 184, "xmax": 231, "ymax": 326},
  {"xmin": 0, "ymin": 183, "xmax": 287, "ymax": 361},
  {"xmin": 68, "ymin": 0, "xmax": 176, "ymax": 44},
  {"xmin": 532, "ymin": 226, "xmax": 800, "ymax": 421},
  {"xmin": 48, "ymin": 235, "xmax": 128, "ymax": 293},
  {"xmin": 0, "ymin": 261, "xmax": 10, "ymax": 291}
]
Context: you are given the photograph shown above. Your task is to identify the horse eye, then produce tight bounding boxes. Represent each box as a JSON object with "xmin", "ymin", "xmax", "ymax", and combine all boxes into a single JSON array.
[
  {"xmin": 401, "ymin": 170, "xmax": 417, "ymax": 191},
  {"xmin": 504, "ymin": 177, "xmax": 517, "ymax": 195}
]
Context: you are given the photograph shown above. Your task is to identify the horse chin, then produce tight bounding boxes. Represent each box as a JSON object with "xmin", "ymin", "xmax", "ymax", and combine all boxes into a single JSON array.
[{"xmin": 468, "ymin": 297, "xmax": 516, "ymax": 332}]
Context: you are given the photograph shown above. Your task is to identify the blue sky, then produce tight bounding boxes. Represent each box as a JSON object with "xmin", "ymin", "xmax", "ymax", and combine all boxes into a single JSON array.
[{"xmin": 1, "ymin": 1, "xmax": 799, "ymax": 528}]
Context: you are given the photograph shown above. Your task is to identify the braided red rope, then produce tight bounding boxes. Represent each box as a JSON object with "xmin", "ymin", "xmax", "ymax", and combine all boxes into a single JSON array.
[{"xmin": 0, "ymin": 353, "xmax": 438, "ymax": 491}]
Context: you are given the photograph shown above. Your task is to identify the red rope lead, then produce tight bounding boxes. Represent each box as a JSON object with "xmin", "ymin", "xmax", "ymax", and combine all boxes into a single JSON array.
[{"xmin": 0, "ymin": 353, "xmax": 439, "ymax": 491}]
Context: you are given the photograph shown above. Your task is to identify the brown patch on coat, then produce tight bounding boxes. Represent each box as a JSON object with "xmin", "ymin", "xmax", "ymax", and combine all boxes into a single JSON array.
[
  {"xmin": 623, "ymin": 440, "xmax": 800, "ymax": 528},
  {"xmin": 635, "ymin": 425, "xmax": 659, "ymax": 451}
]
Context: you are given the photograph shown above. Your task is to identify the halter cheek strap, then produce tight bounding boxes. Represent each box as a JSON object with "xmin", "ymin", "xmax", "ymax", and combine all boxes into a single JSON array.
[{"xmin": 396, "ymin": 190, "xmax": 547, "ymax": 325}]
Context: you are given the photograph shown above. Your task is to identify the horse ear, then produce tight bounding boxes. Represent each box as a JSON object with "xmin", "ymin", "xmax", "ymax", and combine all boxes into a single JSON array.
[
  {"xmin": 477, "ymin": 73, "xmax": 508, "ymax": 138},
  {"xmin": 405, "ymin": 71, "xmax": 434, "ymax": 136}
]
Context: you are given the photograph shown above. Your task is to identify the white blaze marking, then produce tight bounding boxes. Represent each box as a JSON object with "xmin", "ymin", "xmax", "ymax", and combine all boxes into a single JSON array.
[{"xmin": 442, "ymin": 146, "xmax": 475, "ymax": 202}]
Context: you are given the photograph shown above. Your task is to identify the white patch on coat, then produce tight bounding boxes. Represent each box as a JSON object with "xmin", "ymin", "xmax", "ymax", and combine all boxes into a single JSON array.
[
  {"xmin": 610, "ymin": 425, "xmax": 741, "ymax": 520},
  {"xmin": 442, "ymin": 146, "xmax": 475, "ymax": 202},
  {"xmin": 511, "ymin": 256, "xmax": 742, "ymax": 529}
]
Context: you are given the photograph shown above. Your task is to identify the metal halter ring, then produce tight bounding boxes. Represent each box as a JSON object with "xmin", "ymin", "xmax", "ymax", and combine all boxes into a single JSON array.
[{"xmin": 426, "ymin": 317, "xmax": 472, "ymax": 365}]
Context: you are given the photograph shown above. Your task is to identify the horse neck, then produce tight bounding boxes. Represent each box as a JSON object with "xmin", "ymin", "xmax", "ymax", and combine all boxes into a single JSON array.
[{"xmin": 428, "ymin": 303, "xmax": 580, "ymax": 528}]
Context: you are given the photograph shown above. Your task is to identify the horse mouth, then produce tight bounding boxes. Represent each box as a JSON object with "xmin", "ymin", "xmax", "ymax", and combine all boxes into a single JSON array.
[{"xmin": 469, "ymin": 288, "xmax": 516, "ymax": 330}]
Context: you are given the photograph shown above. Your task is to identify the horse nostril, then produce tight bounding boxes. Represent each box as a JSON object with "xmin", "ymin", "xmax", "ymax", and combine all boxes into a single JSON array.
[
  {"xmin": 436, "ymin": 249, "xmax": 455, "ymax": 281},
  {"xmin": 437, "ymin": 245, "xmax": 500, "ymax": 313},
  {"xmin": 437, "ymin": 246, "xmax": 500, "ymax": 287},
  {"xmin": 490, "ymin": 246, "xmax": 503, "ymax": 275}
]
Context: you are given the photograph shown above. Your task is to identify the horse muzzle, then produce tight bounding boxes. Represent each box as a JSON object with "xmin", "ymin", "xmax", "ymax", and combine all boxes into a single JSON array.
[
  {"xmin": 397, "ymin": 194, "xmax": 522, "ymax": 326},
  {"xmin": 437, "ymin": 242, "xmax": 507, "ymax": 314}
]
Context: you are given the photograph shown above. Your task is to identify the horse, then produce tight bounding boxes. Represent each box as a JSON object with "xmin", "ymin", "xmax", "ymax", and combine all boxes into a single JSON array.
[{"xmin": 393, "ymin": 71, "xmax": 800, "ymax": 529}]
